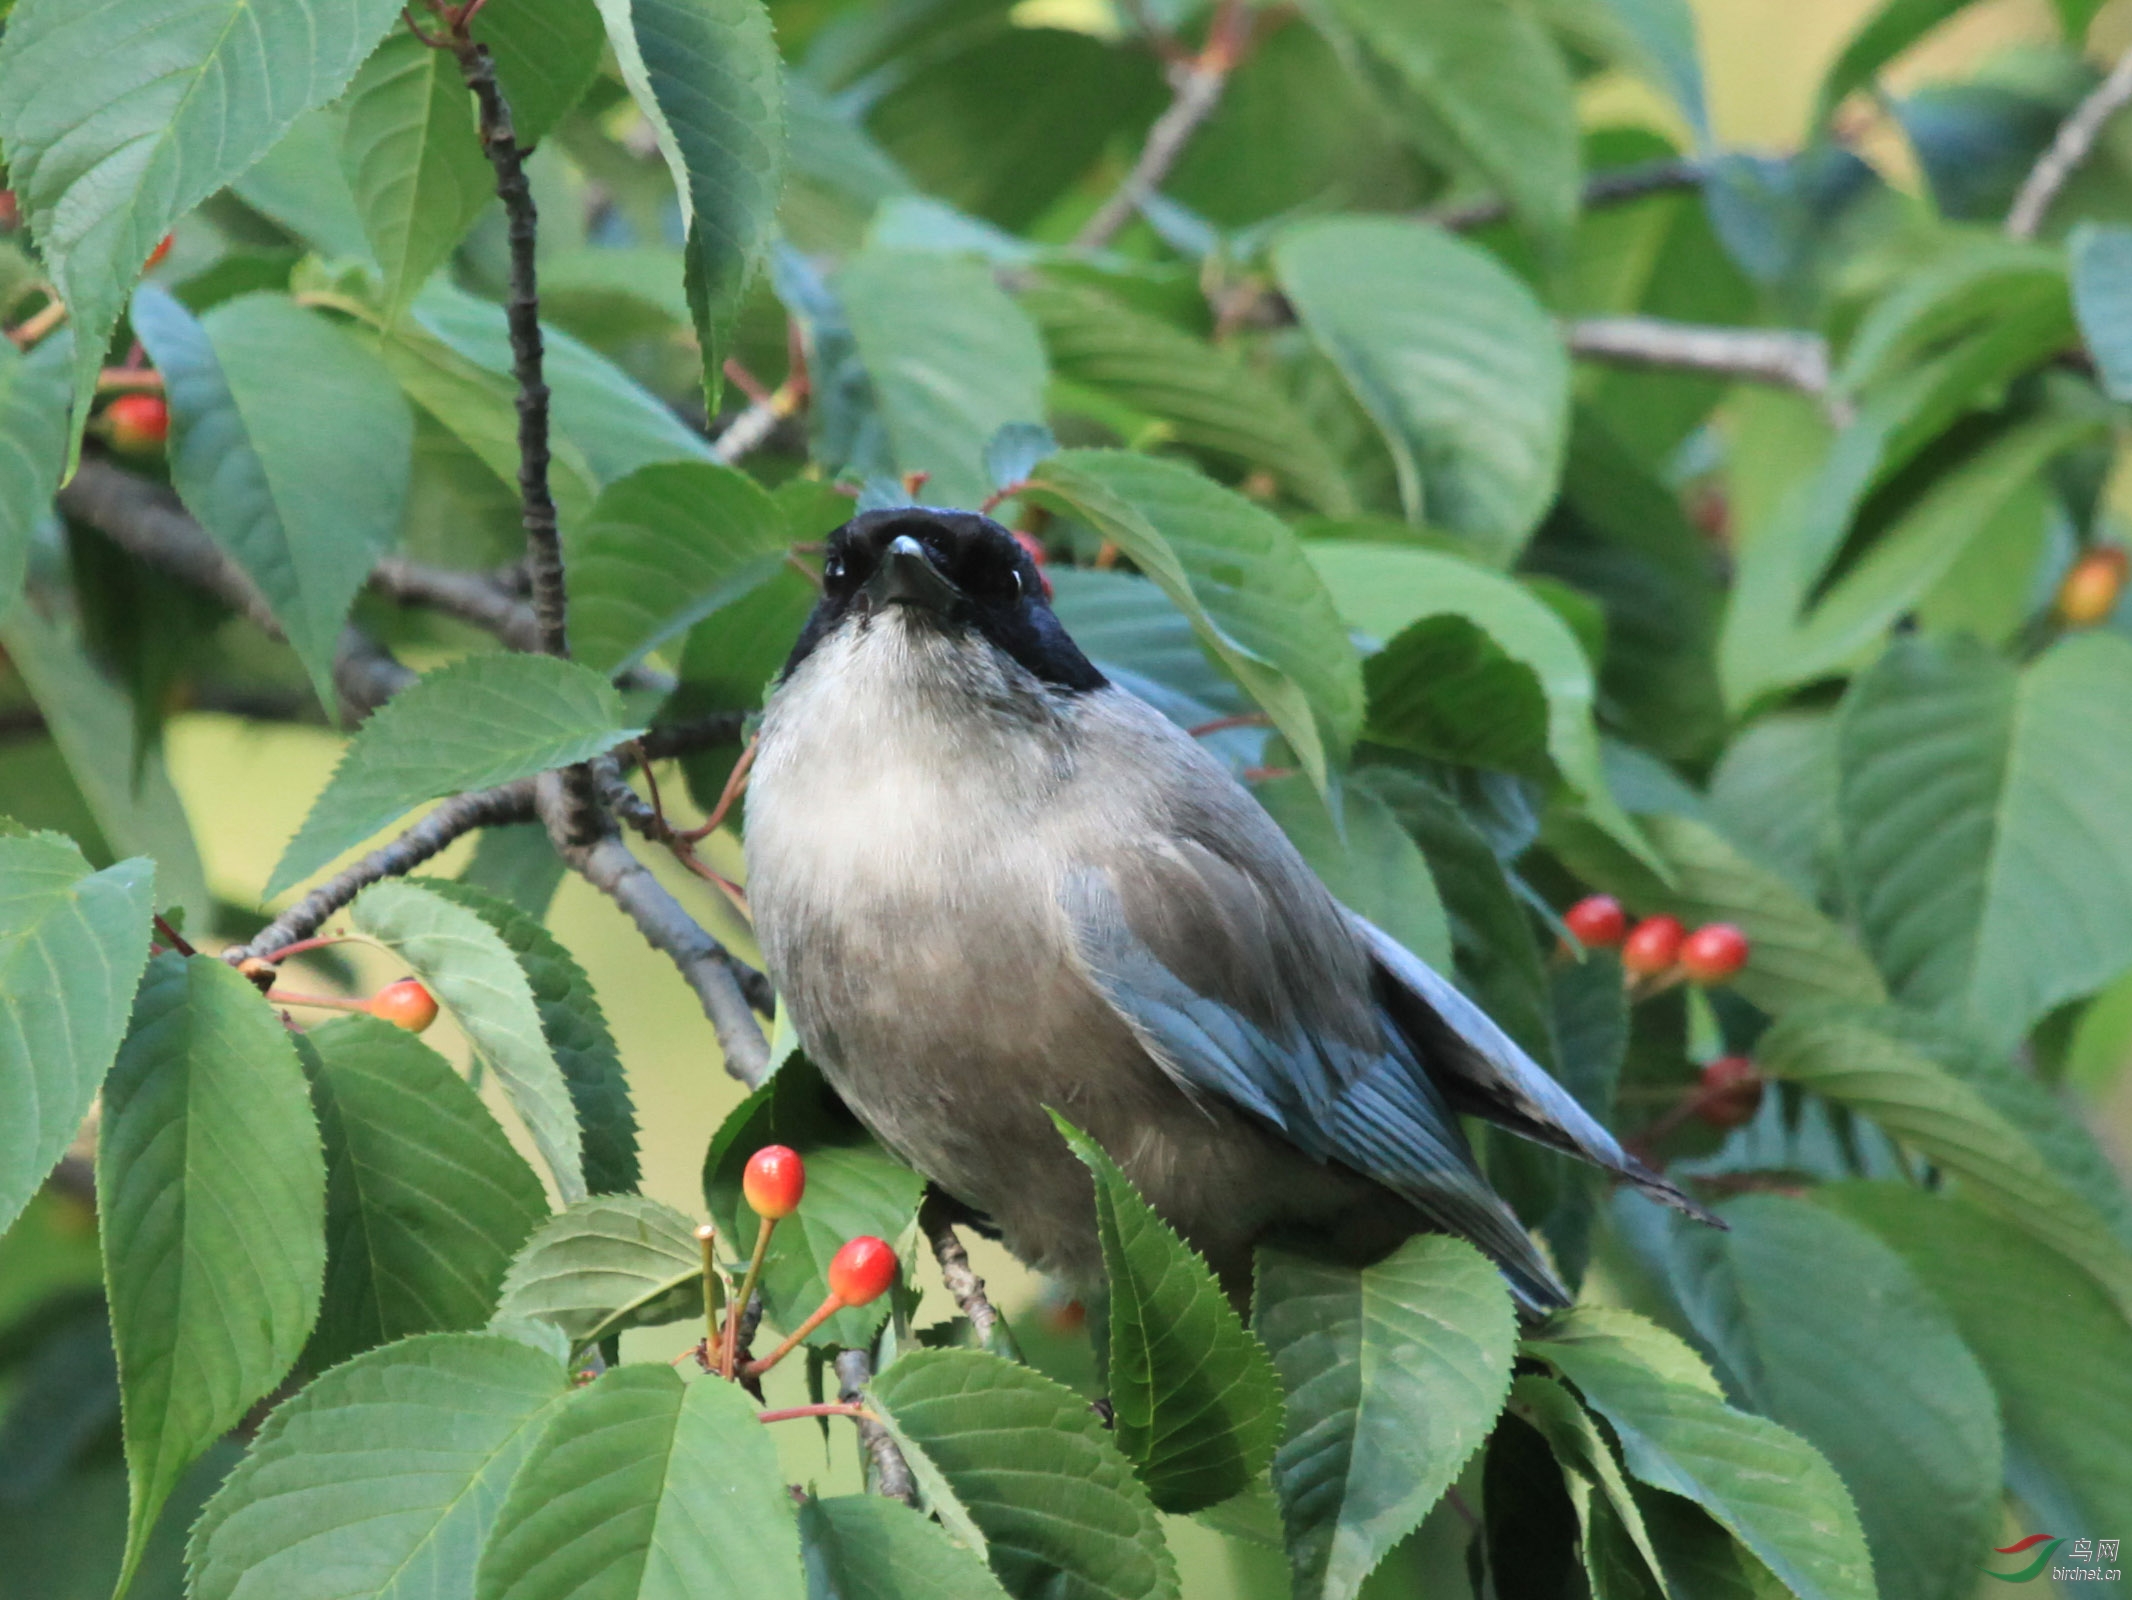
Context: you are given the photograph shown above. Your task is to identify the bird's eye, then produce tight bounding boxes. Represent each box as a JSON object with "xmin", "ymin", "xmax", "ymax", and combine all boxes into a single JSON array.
[
  {"xmin": 825, "ymin": 555, "xmax": 846, "ymax": 584},
  {"xmin": 1009, "ymin": 569, "xmax": 1022, "ymax": 597}
]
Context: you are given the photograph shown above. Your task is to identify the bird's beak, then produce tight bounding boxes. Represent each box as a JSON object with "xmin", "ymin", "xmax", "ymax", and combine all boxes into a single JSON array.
[{"xmin": 862, "ymin": 533, "xmax": 963, "ymax": 615}]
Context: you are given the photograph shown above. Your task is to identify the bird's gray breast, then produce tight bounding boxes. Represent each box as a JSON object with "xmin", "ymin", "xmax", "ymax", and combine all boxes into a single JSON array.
[{"xmin": 742, "ymin": 621, "xmax": 1146, "ymax": 1277}]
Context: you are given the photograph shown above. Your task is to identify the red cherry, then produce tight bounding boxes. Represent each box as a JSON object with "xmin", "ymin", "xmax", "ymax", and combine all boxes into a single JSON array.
[
  {"xmin": 1695, "ymin": 1056, "xmax": 1764, "ymax": 1129},
  {"xmin": 2058, "ymin": 546, "xmax": 2128, "ymax": 627},
  {"xmin": 368, "ymin": 977, "xmax": 439, "ymax": 1033},
  {"xmin": 1620, "ymin": 915, "xmax": 1685, "ymax": 976},
  {"xmin": 1563, "ymin": 894, "xmax": 1627, "ymax": 948},
  {"xmin": 826, "ymin": 1235, "xmax": 897, "ymax": 1306},
  {"xmin": 742, "ymin": 1144, "xmax": 806, "ymax": 1220},
  {"xmin": 104, "ymin": 394, "xmax": 169, "ymax": 453},
  {"xmin": 1680, "ymin": 923, "xmax": 1750, "ymax": 985},
  {"xmin": 143, "ymin": 234, "xmax": 174, "ymax": 271},
  {"xmin": 1011, "ymin": 530, "xmax": 1053, "ymax": 599}
]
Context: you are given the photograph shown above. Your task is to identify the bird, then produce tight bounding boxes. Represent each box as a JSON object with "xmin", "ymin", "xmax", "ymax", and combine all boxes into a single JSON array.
[{"xmin": 743, "ymin": 506, "xmax": 1717, "ymax": 1317}]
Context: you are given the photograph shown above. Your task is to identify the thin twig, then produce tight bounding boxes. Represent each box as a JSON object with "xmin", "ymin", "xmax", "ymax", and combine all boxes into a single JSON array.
[
  {"xmin": 1427, "ymin": 156, "xmax": 1707, "ymax": 233},
  {"xmin": 455, "ymin": 44, "xmax": 563, "ymax": 657},
  {"xmin": 224, "ymin": 780, "xmax": 541, "ymax": 963},
  {"xmin": 834, "ymin": 1349, "xmax": 915, "ymax": 1504},
  {"xmin": 369, "ymin": 556, "xmax": 544, "ymax": 650},
  {"xmin": 2006, "ymin": 41, "xmax": 2132, "ymax": 239},
  {"xmin": 921, "ymin": 1192, "xmax": 1000, "ymax": 1347},
  {"xmin": 1073, "ymin": 0, "xmax": 1253, "ymax": 251},
  {"xmin": 540, "ymin": 775, "xmax": 771, "ymax": 1087},
  {"xmin": 1565, "ymin": 316, "xmax": 1838, "ymax": 407},
  {"xmin": 449, "ymin": 29, "xmax": 604, "ymax": 845}
]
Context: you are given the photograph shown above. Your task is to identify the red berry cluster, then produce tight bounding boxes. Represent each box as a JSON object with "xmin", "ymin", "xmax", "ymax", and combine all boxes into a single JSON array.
[
  {"xmin": 724, "ymin": 1146, "xmax": 897, "ymax": 1382},
  {"xmin": 1564, "ymin": 897, "xmax": 1750, "ymax": 990}
]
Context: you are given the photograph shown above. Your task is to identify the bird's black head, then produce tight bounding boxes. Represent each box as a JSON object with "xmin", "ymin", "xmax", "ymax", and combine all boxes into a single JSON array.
[{"xmin": 781, "ymin": 508, "xmax": 1108, "ymax": 693}]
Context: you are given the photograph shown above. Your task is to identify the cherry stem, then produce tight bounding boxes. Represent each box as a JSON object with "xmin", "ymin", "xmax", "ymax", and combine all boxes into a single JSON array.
[
  {"xmin": 744, "ymin": 1293, "xmax": 846, "ymax": 1379},
  {"xmin": 977, "ymin": 478, "xmax": 1031, "ymax": 516},
  {"xmin": 681, "ymin": 735, "xmax": 756, "ymax": 841},
  {"xmin": 1186, "ymin": 712, "xmax": 1271, "ymax": 738},
  {"xmin": 757, "ymin": 1402, "xmax": 879, "ymax": 1425},
  {"xmin": 152, "ymin": 914, "xmax": 196, "ymax": 958},
  {"xmin": 267, "ymin": 990, "xmax": 370, "ymax": 1014},
  {"xmin": 722, "ymin": 1215, "xmax": 776, "ymax": 1379},
  {"xmin": 695, "ymin": 1225, "xmax": 721, "ymax": 1370}
]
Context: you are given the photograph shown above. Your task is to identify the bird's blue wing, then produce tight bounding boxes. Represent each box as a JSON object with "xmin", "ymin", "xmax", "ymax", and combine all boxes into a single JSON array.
[
  {"xmin": 1356, "ymin": 915, "xmax": 1717, "ymax": 1225},
  {"xmin": 1060, "ymin": 867, "xmax": 1571, "ymax": 1309}
]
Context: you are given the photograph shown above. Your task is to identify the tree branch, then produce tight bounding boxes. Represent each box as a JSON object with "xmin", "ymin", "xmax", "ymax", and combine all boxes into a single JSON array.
[
  {"xmin": 1565, "ymin": 315, "xmax": 1837, "ymax": 405},
  {"xmin": 369, "ymin": 555, "xmax": 544, "ymax": 650},
  {"xmin": 834, "ymin": 1349, "xmax": 916, "ymax": 1503},
  {"xmin": 1073, "ymin": 0, "xmax": 1252, "ymax": 251},
  {"xmin": 224, "ymin": 778, "xmax": 540, "ymax": 963},
  {"xmin": 59, "ymin": 457, "xmax": 421, "ymax": 719},
  {"xmin": 1428, "ymin": 155, "xmax": 1707, "ymax": 233},
  {"xmin": 921, "ymin": 1192, "xmax": 1000, "ymax": 1347},
  {"xmin": 2006, "ymin": 41, "xmax": 2132, "ymax": 239}
]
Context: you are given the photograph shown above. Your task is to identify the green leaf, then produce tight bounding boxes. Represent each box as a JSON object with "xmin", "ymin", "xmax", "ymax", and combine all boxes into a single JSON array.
[
  {"xmin": 569, "ymin": 460, "xmax": 791, "ymax": 674},
  {"xmin": 1256, "ymin": 774, "xmax": 1452, "ymax": 972},
  {"xmin": 1020, "ymin": 279, "xmax": 1354, "ymax": 516},
  {"xmin": 867, "ymin": 1348, "xmax": 1180, "ymax": 1600},
  {"xmin": 1273, "ymin": 217, "xmax": 1569, "ymax": 562},
  {"xmin": 1816, "ymin": 1181, "xmax": 2132, "ymax": 1533},
  {"xmin": 475, "ymin": 0, "xmax": 605, "ymax": 147},
  {"xmin": 1305, "ymin": 541, "xmax": 1642, "ymax": 861},
  {"xmin": 1707, "ymin": 713, "xmax": 1841, "ymax": 903},
  {"xmin": 1543, "ymin": 812, "xmax": 1886, "ymax": 1014},
  {"xmin": 0, "ymin": 0, "xmax": 403, "ymax": 461},
  {"xmin": 1505, "ymin": 1374, "xmax": 1670, "ymax": 1599},
  {"xmin": 1640, "ymin": 1194, "xmax": 1999, "ymax": 1600},
  {"xmin": 374, "ymin": 315, "xmax": 600, "ymax": 530},
  {"xmin": 415, "ymin": 878, "xmax": 639, "ymax": 1195},
  {"xmin": 1838, "ymin": 631, "xmax": 2132, "ymax": 1050},
  {"xmin": 797, "ymin": 1494, "xmax": 1011, "ymax": 1600},
  {"xmin": 350, "ymin": 877, "xmax": 587, "ymax": 1204},
  {"xmin": 189, "ymin": 1331, "xmax": 570, "ymax": 1600},
  {"xmin": 2071, "ymin": 223, "xmax": 2132, "ymax": 401},
  {"xmin": 411, "ymin": 283, "xmax": 719, "ymax": 484},
  {"xmin": 593, "ymin": 0, "xmax": 785, "ymax": 403},
  {"xmin": 1024, "ymin": 449, "xmax": 1362, "ymax": 792},
  {"xmin": 1753, "ymin": 1002, "xmax": 2132, "ymax": 1318},
  {"xmin": 1048, "ymin": 569, "xmax": 1254, "ymax": 734},
  {"xmin": 476, "ymin": 1363, "xmax": 804, "ymax": 1600},
  {"xmin": 493, "ymin": 1194, "xmax": 708, "ymax": 1351},
  {"xmin": 837, "ymin": 249, "xmax": 1050, "ymax": 509},
  {"xmin": 0, "ymin": 333, "xmax": 73, "ymax": 610},
  {"xmin": 1769, "ymin": 413, "xmax": 2104, "ymax": 691},
  {"xmin": 0, "ymin": 832, "xmax": 154, "ymax": 1238},
  {"xmin": 270, "ymin": 653, "xmax": 642, "ymax": 897},
  {"xmin": 0, "ymin": 605, "xmax": 212, "ymax": 931},
  {"xmin": 340, "ymin": 33, "xmax": 494, "ymax": 319},
  {"xmin": 1255, "ymin": 1234, "xmax": 1516, "ymax": 1600},
  {"xmin": 299, "ymin": 1014, "xmax": 551, "ymax": 1371},
  {"xmin": 1719, "ymin": 301, "xmax": 2079, "ymax": 710},
  {"xmin": 99, "ymin": 954, "xmax": 326, "ymax": 1598},
  {"xmin": 1816, "ymin": 0, "xmax": 1985, "ymax": 121},
  {"xmin": 1051, "ymin": 1116, "xmax": 1284, "ymax": 1514},
  {"xmin": 1526, "ymin": 1308, "xmax": 1877, "ymax": 1600},
  {"xmin": 703, "ymin": 1054, "xmax": 926, "ymax": 1349},
  {"xmin": 133, "ymin": 286, "xmax": 414, "ymax": 707},
  {"xmin": 1320, "ymin": 0, "xmax": 1580, "ymax": 242},
  {"xmin": 232, "ymin": 108, "xmax": 375, "ymax": 262}
]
